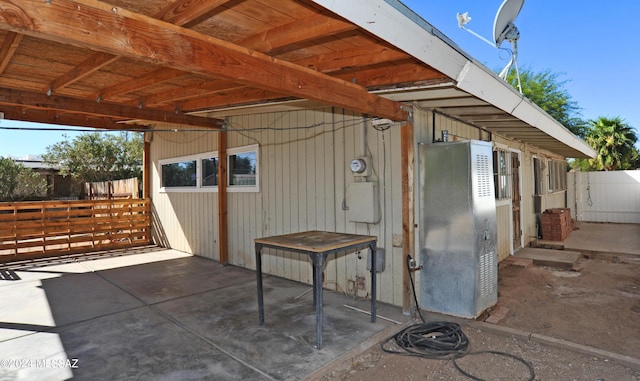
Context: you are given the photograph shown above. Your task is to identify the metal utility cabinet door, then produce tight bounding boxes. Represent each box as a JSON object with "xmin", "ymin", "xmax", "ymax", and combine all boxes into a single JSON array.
[{"xmin": 418, "ymin": 140, "xmax": 498, "ymax": 318}]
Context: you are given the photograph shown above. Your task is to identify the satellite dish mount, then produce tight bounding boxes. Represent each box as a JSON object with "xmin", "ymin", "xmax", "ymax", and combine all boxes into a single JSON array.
[
  {"xmin": 493, "ymin": 0, "xmax": 524, "ymax": 93},
  {"xmin": 457, "ymin": 0, "xmax": 525, "ymax": 93}
]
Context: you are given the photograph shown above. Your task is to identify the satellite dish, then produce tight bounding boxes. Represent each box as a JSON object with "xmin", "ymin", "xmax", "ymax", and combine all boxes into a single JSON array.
[
  {"xmin": 493, "ymin": 0, "xmax": 524, "ymax": 48},
  {"xmin": 456, "ymin": 0, "xmax": 525, "ymax": 93},
  {"xmin": 493, "ymin": 0, "xmax": 525, "ymax": 92}
]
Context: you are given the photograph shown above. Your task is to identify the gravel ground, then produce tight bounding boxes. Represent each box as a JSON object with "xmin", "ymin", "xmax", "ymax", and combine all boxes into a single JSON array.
[
  {"xmin": 319, "ymin": 324, "xmax": 640, "ymax": 381},
  {"xmin": 316, "ymin": 253, "xmax": 640, "ymax": 381}
]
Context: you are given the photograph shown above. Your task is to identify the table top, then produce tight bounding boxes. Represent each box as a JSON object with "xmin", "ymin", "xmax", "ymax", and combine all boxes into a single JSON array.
[{"xmin": 254, "ymin": 231, "xmax": 376, "ymax": 253}]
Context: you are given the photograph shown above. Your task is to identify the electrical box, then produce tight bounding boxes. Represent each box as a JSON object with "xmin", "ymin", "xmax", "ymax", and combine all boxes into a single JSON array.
[
  {"xmin": 346, "ymin": 182, "xmax": 380, "ymax": 223},
  {"xmin": 367, "ymin": 248, "xmax": 385, "ymax": 273},
  {"xmin": 418, "ymin": 140, "xmax": 498, "ymax": 318}
]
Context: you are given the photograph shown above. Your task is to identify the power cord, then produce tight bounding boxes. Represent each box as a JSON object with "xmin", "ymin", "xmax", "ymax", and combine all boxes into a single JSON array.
[{"xmin": 380, "ymin": 255, "xmax": 535, "ymax": 381}]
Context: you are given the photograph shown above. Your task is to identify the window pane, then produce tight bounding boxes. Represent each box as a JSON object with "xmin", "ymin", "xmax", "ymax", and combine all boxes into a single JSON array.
[
  {"xmin": 493, "ymin": 151, "xmax": 500, "ymax": 198},
  {"xmin": 229, "ymin": 151, "xmax": 257, "ymax": 186},
  {"xmin": 202, "ymin": 157, "xmax": 218, "ymax": 186},
  {"xmin": 161, "ymin": 161, "xmax": 196, "ymax": 187},
  {"xmin": 533, "ymin": 158, "xmax": 543, "ymax": 195}
]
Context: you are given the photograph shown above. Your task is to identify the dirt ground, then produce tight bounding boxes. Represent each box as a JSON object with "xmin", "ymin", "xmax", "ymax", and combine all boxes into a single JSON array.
[{"xmin": 318, "ymin": 253, "xmax": 640, "ymax": 380}]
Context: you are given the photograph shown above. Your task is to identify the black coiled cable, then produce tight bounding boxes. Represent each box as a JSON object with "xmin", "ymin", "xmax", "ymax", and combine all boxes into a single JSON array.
[
  {"xmin": 382, "ymin": 321, "xmax": 469, "ymax": 359},
  {"xmin": 380, "ymin": 255, "xmax": 535, "ymax": 381}
]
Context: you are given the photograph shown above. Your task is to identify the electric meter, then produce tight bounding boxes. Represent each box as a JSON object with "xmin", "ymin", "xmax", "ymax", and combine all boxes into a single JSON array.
[{"xmin": 350, "ymin": 158, "xmax": 367, "ymax": 174}]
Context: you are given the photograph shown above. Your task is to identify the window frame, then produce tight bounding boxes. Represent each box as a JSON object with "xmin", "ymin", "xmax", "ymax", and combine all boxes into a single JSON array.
[
  {"xmin": 533, "ymin": 156, "xmax": 545, "ymax": 196},
  {"xmin": 159, "ymin": 152, "xmax": 218, "ymax": 193},
  {"xmin": 547, "ymin": 159, "xmax": 567, "ymax": 193},
  {"xmin": 493, "ymin": 146, "xmax": 512, "ymax": 201},
  {"xmin": 226, "ymin": 144, "xmax": 259, "ymax": 192},
  {"xmin": 158, "ymin": 143, "xmax": 260, "ymax": 193}
]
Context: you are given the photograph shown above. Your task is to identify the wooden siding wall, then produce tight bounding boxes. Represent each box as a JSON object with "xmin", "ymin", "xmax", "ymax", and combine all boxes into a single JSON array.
[
  {"xmin": 149, "ymin": 107, "xmax": 571, "ymax": 307},
  {"xmin": 150, "ymin": 109, "xmax": 407, "ymax": 306},
  {"xmin": 150, "ymin": 126, "xmax": 220, "ymax": 258},
  {"xmin": 413, "ymin": 107, "xmax": 568, "ymax": 258},
  {"xmin": 495, "ymin": 204, "xmax": 512, "ymax": 261}
]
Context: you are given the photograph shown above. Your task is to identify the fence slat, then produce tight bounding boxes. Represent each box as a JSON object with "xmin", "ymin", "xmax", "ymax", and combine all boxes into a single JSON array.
[{"xmin": 0, "ymin": 199, "xmax": 152, "ymax": 263}]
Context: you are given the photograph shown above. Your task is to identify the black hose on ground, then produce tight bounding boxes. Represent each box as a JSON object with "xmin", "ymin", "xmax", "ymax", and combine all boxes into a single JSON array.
[{"xmin": 380, "ymin": 254, "xmax": 535, "ymax": 381}]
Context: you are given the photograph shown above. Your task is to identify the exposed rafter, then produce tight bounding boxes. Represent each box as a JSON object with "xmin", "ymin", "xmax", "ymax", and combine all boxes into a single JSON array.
[
  {"xmin": 154, "ymin": 0, "xmax": 236, "ymax": 28},
  {"xmin": 0, "ymin": 32, "xmax": 22, "ymax": 74},
  {"xmin": 0, "ymin": 87, "xmax": 223, "ymax": 128},
  {"xmin": 180, "ymin": 87, "xmax": 289, "ymax": 112},
  {"xmin": 45, "ymin": 0, "xmax": 236, "ymax": 95},
  {"xmin": 141, "ymin": 80, "xmax": 243, "ymax": 107},
  {"xmin": 96, "ymin": 68, "xmax": 187, "ymax": 102},
  {"xmin": 294, "ymin": 44, "xmax": 409, "ymax": 73},
  {"xmin": 0, "ymin": 0, "xmax": 409, "ymax": 121},
  {"xmin": 132, "ymin": 13, "xmax": 361, "ymax": 109},
  {"xmin": 237, "ymin": 13, "xmax": 357, "ymax": 55},
  {"xmin": 0, "ymin": 106, "xmax": 147, "ymax": 130},
  {"xmin": 47, "ymin": 52, "xmax": 120, "ymax": 94}
]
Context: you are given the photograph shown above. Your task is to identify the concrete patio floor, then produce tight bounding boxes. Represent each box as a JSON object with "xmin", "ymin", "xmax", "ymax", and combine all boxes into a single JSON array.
[{"xmin": 0, "ymin": 247, "xmax": 407, "ymax": 381}]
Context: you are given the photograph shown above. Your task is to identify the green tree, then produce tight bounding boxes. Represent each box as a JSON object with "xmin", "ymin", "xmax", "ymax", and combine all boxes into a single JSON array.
[
  {"xmin": 0, "ymin": 157, "xmax": 47, "ymax": 201},
  {"xmin": 506, "ymin": 68, "xmax": 586, "ymax": 137},
  {"xmin": 572, "ymin": 117, "xmax": 639, "ymax": 171},
  {"xmin": 44, "ymin": 132, "xmax": 143, "ymax": 183}
]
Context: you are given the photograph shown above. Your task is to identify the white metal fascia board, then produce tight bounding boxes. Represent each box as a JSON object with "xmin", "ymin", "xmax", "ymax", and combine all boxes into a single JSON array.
[
  {"xmin": 309, "ymin": 0, "xmax": 468, "ymax": 80},
  {"xmin": 456, "ymin": 62, "xmax": 596, "ymax": 158},
  {"xmin": 311, "ymin": 0, "xmax": 595, "ymax": 158}
]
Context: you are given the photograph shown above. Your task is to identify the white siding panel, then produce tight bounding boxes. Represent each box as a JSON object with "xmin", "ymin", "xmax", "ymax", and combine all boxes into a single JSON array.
[
  {"xmin": 495, "ymin": 204, "xmax": 511, "ymax": 261},
  {"xmin": 572, "ymin": 170, "xmax": 640, "ymax": 223},
  {"xmin": 150, "ymin": 126, "xmax": 219, "ymax": 260},
  {"xmin": 150, "ymin": 107, "xmax": 578, "ymax": 308}
]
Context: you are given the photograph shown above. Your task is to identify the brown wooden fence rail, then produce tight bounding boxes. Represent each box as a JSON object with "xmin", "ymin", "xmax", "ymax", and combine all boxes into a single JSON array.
[{"xmin": 0, "ymin": 199, "xmax": 151, "ymax": 263}]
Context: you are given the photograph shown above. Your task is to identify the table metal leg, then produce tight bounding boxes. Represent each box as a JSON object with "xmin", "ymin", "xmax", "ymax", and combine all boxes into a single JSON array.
[
  {"xmin": 370, "ymin": 242, "xmax": 377, "ymax": 323},
  {"xmin": 312, "ymin": 259, "xmax": 317, "ymax": 307},
  {"xmin": 313, "ymin": 253, "xmax": 324, "ymax": 349},
  {"xmin": 256, "ymin": 244, "xmax": 264, "ymax": 326}
]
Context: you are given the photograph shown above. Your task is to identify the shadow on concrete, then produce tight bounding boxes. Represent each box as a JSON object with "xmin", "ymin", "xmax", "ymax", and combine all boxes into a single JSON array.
[{"xmin": 0, "ymin": 248, "xmax": 405, "ymax": 380}]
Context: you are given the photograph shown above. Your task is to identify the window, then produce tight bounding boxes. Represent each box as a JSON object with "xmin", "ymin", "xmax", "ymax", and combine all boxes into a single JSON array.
[
  {"xmin": 161, "ymin": 160, "xmax": 196, "ymax": 188},
  {"xmin": 159, "ymin": 144, "xmax": 259, "ymax": 193},
  {"xmin": 533, "ymin": 157, "xmax": 544, "ymax": 196},
  {"xmin": 548, "ymin": 159, "xmax": 567, "ymax": 192},
  {"xmin": 493, "ymin": 148, "xmax": 511, "ymax": 200},
  {"xmin": 228, "ymin": 146, "xmax": 258, "ymax": 188},
  {"xmin": 202, "ymin": 157, "xmax": 218, "ymax": 186}
]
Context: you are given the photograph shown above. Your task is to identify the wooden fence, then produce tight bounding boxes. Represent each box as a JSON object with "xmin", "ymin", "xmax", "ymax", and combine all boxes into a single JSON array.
[
  {"xmin": 84, "ymin": 177, "xmax": 139, "ymax": 200},
  {"xmin": 0, "ymin": 199, "xmax": 151, "ymax": 263}
]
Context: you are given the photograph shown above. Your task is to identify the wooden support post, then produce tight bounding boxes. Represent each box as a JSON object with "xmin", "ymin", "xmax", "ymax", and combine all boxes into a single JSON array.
[
  {"xmin": 143, "ymin": 138, "xmax": 151, "ymax": 199},
  {"xmin": 400, "ymin": 118, "xmax": 415, "ymax": 314},
  {"xmin": 218, "ymin": 130, "xmax": 229, "ymax": 264}
]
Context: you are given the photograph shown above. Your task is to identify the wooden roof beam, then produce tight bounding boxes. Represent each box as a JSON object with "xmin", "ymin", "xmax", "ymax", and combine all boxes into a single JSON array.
[
  {"xmin": 238, "ymin": 13, "xmax": 357, "ymax": 55},
  {"xmin": 45, "ymin": 0, "xmax": 236, "ymax": 93},
  {"xmin": 0, "ymin": 106, "xmax": 147, "ymax": 130},
  {"xmin": 179, "ymin": 87, "xmax": 289, "ymax": 112},
  {"xmin": 155, "ymin": 0, "xmax": 238, "ymax": 28},
  {"xmin": 47, "ymin": 52, "xmax": 120, "ymax": 94},
  {"xmin": 0, "ymin": 87, "xmax": 223, "ymax": 128},
  {"xmin": 0, "ymin": 32, "xmax": 22, "ymax": 74},
  {"xmin": 97, "ymin": 67, "xmax": 187, "ymax": 102},
  {"xmin": 140, "ymin": 14, "xmax": 359, "ymax": 108},
  {"xmin": 335, "ymin": 61, "xmax": 448, "ymax": 88},
  {"xmin": 0, "ymin": 0, "xmax": 408, "ymax": 121},
  {"xmin": 142, "ymin": 81, "xmax": 244, "ymax": 107},
  {"xmin": 294, "ymin": 44, "xmax": 409, "ymax": 73}
]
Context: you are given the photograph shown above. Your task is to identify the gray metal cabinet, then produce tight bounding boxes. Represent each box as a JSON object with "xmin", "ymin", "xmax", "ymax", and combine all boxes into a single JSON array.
[{"xmin": 418, "ymin": 140, "xmax": 498, "ymax": 318}]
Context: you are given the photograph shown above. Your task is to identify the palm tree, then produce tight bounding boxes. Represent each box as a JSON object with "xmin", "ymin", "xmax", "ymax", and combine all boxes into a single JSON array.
[{"xmin": 581, "ymin": 117, "xmax": 639, "ymax": 171}]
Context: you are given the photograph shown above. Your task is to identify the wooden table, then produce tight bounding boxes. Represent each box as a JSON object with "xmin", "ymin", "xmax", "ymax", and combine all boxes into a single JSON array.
[{"xmin": 254, "ymin": 231, "xmax": 377, "ymax": 349}]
